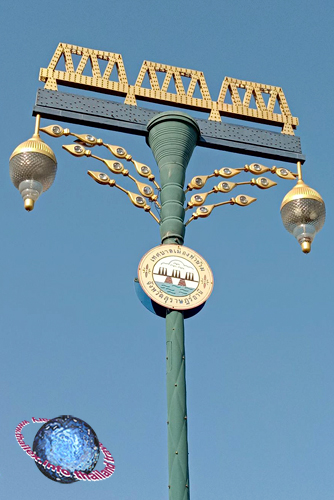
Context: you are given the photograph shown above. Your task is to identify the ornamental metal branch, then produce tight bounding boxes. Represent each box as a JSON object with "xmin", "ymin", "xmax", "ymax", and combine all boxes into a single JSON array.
[
  {"xmin": 86, "ymin": 171, "xmax": 160, "ymax": 224},
  {"xmin": 34, "ymin": 120, "xmax": 321, "ymax": 245},
  {"xmin": 39, "ymin": 123, "xmax": 161, "ymax": 222},
  {"xmin": 40, "ymin": 124, "xmax": 161, "ymax": 191},
  {"xmin": 186, "ymin": 177, "xmax": 277, "ymax": 210},
  {"xmin": 185, "ymin": 163, "xmax": 297, "ymax": 193},
  {"xmin": 62, "ymin": 144, "xmax": 161, "ymax": 208},
  {"xmin": 185, "ymin": 162, "xmax": 297, "ymax": 225},
  {"xmin": 185, "ymin": 195, "xmax": 257, "ymax": 226}
]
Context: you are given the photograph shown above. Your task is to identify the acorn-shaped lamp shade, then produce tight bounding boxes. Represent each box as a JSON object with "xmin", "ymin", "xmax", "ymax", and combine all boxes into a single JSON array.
[
  {"xmin": 280, "ymin": 180, "xmax": 325, "ymax": 253},
  {"xmin": 9, "ymin": 130, "xmax": 57, "ymax": 211}
]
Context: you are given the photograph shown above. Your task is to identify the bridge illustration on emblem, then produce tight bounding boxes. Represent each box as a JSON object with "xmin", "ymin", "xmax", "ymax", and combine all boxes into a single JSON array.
[{"xmin": 153, "ymin": 257, "xmax": 199, "ymax": 297}]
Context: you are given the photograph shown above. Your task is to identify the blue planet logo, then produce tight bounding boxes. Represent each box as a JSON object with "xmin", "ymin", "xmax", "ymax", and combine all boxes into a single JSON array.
[
  {"xmin": 15, "ymin": 417, "xmax": 115, "ymax": 483},
  {"xmin": 33, "ymin": 415, "xmax": 100, "ymax": 483}
]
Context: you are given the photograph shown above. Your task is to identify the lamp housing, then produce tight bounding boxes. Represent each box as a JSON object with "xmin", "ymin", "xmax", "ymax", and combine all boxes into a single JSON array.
[
  {"xmin": 280, "ymin": 180, "xmax": 325, "ymax": 253},
  {"xmin": 9, "ymin": 135, "xmax": 57, "ymax": 211}
]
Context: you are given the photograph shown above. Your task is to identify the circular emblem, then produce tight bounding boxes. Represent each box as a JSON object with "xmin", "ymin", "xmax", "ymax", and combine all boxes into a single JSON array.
[{"xmin": 138, "ymin": 245, "xmax": 213, "ymax": 310}]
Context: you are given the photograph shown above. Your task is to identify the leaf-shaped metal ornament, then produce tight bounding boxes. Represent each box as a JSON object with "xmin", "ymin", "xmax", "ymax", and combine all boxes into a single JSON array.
[
  {"xmin": 40, "ymin": 124, "xmax": 66, "ymax": 137},
  {"xmin": 127, "ymin": 191, "xmax": 150, "ymax": 209},
  {"xmin": 253, "ymin": 177, "xmax": 277, "ymax": 189},
  {"xmin": 247, "ymin": 163, "xmax": 270, "ymax": 175},
  {"xmin": 274, "ymin": 167, "xmax": 296, "ymax": 180},
  {"xmin": 104, "ymin": 144, "xmax": 129, "ymax": 159},
  {"xmin": 87, "ymin": 171, "xmax": 112, "ymax": 185},
  {"xmin": 187, "ymin": 175, "xmax": 211, "ymax": 190},
  {"xmin": 194, "ymin": 204, "xmax": 215, "ymax": 218},
  {"xmin": 133, "ymin": 180, "xmax": 157, "ymax": 201},
  {"xmin": 234, "ymin": 194, "xmax": 257, "ymax": 206},
  {"xmin": 217, "ymin": 181, "xmax": 236, "ymax": 193},
  {"xmin": 132, "ymin": 160, "xmax": 152, "ymax": 178},
  {"xmin": 103, "ymin": 160, "xmax": 125, "ymax": 174},
  {"xmin": 62, "ymin": 144, "xmax": 88, "ymax": 157},
  {"xmin": 217, "ymin": 167, "xmax": 242, "ymax": 178},
  {"xmin": 188, "ymin": 191, "xmax": 210, "ymax": 208},
  {"xmin": 71, "ymin": 133, "xmax": 98, "ymax": 145}
]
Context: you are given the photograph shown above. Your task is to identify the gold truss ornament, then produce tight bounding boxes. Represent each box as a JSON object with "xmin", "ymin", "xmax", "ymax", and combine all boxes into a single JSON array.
[
  {"xmin": 39, "ymin": 43, "xmax": 129, "ymax": 95},
  {"xmin": 209, "ymin": 78, "xmax": 298, "ymax": 134},
  {"xmin": 124, "ymin": 60, "xmax": 212, "ymax": 110},
  {"xmin": 39, "ymin": 43, "xmax": 299, "ymax": 135}
]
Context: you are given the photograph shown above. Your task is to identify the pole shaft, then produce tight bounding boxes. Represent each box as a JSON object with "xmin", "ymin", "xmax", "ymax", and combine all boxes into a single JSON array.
[
  {"xmin": 166, "ymin": 309, "xmax": 188, "ymax": 499},
  {"xmin": 147, "ymin": 112, "xmax": 199, "ymax": 500}
]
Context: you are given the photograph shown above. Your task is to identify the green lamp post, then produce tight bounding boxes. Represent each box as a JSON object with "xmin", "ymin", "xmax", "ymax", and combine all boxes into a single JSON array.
[
  {"xmin": 9, "ymin": 42, "xmax": 327, "ymax": 500},
  {"xmin": 147, "ymin": 112, "xmax": 200, "ymax": 499}
]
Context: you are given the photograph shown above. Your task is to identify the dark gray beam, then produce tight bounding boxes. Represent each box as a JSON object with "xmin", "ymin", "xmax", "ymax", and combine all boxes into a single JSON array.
[{"xmin": 33, "ymin": 89, "xmax": 305, "ymax": 164}]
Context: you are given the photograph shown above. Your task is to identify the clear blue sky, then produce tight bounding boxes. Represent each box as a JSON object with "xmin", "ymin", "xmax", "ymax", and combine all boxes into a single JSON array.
[{"xmin": 2, "ymin": 1, "xmax": 334, "ymax": 499}]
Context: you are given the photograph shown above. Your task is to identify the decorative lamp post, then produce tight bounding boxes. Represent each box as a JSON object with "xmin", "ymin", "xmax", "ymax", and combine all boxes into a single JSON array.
[
  {"xmin": 9, "ymin": 43, "xmax": 326, "ymax": 500},
  {"xmin": 280, "ymin": 162, "xmax": 326, "ymax": 253},
  {"xmin": 9, "ymin": 114, "xmax": 57, "ymax": 211}
]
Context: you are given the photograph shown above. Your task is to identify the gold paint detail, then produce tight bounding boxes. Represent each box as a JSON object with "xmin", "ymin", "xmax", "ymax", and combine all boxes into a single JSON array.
[
  {"xmin": 39, "ymin": 120, "xmax": 161, "ymax": 192},
  {"xmin": 296, "ymin": 160, "xmax": 303, "ymax": 180},
  {"xmin": 10, "ymin": 136, "xmax": 56, "ymax": 163},
  {"xmin": 301, "ymin": 241, "xmax": 311, "ymax": 253},
  {"xmin": 245, "ymin": 163, "xmax": 270, "ymax": 175},
  {"xmin": 103, "ymin": 145, "xmax": 128, "ymax": 159},
  {"xmin": 217, "ymin": 181, "xmax": 236, "ymax": 192},
  {"xmin": 187, "ymin": 191, "xmax": 212, "ymax": 208},
  {"xmin": 186, "ymin": 174, "xmax": 215, "ymax": 192},
  {"xmin": 272, "ymin": 167, "xmax": 297, "ymax": 180},
  {"xmin": 216, "ymin": 167, "xmax": 243, "ymax": 179},
  {"xmin": 280, "ymin": 180, "xmax": 324, "ymax": 210},
  {"xmin": 39, "ymin": 42, "xmax": 129, "ymax": 94},
  {"xmin": 252, "ymin": 177, "xmax": 277, "ymax": 189},
  {"xmin": 86, "ymin": 171, "xmax": 160, "ymax": 223},
  {"xmin": 138, "ymin": 244, "xmax": 214, "ymax": 310},
  {"xmin": 24, "ymin": 198, "xmax": 35, "ymax": 211},
  {"xmin": 40, "ymin": 43, "xmax": 298, "ymax": 133},
  {"xmin": 211, "ymin": 77, "xmax": 298, "ymax": 134},
  {"xmin": 128, "ymin": 60, "xmax": 213, "ymax": 112},
  {"xmin": 87, "ymin": 170, "xmax": 111, "ymax": 185},
  {"xmin": 62, "ymin": 144, "xmax": 87, "ymax": 157},
  {"xmin": 40, "ymin": 124, "xmax": 65, "ymax": 137},
  {"xmin": 186, "ymin": 199, "xmax": 236, "ymax": 226},
  {"xmin": 234, "ymin": 194, "xmax": 257, "ymax": 206}
]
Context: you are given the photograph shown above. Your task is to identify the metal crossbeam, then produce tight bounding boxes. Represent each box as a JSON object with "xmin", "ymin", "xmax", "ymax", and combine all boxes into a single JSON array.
[{"xmin": 33, "ymin": 89, "xmax": 305, "ymax": 163}]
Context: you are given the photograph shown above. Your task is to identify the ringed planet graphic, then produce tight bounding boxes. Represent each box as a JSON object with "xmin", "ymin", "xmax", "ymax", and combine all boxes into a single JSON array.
[
  {"xmin": 33, "ymin": 415, "xmax": 100, "ymax": 483},
  {"xmin": 15, "ymin": 417, "xmax": 115, "ymax": 483}
]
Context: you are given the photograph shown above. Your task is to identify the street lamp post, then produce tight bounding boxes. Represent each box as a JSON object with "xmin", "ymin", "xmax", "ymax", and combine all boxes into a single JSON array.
[
  {"xmin": 9, "ymin": 43, "xmax": 326, "ymax": 500},
  {"xmin": 147, "ymin": 113, "xmax": 200, "ymax": 499}
]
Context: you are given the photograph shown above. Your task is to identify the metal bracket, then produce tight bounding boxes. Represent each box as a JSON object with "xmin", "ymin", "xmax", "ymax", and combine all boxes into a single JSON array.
[{"xmin": 33, "ymin": 89, "xmax": 305, "ymax": 163}]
